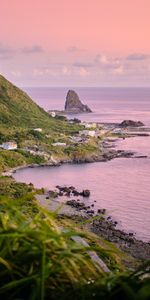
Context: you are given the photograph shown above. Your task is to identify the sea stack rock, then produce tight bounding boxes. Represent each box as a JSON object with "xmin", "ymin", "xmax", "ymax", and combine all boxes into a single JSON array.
[{"xmin": 65, "ymin": 90, "xmax": 92, "ymax": 113}]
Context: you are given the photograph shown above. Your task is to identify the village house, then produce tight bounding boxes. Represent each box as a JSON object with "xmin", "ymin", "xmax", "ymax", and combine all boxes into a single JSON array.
[
  {"xmin": 49, "ymin": 111, "xmax": 56, "ymax": 118},
  {"xmin": 52, "ymin": 142, "xmax": 66, "ymax": 147},
  {"xmin": 82, "ymin": 122, "xmax": 97, "ymax": 129},
  {"xmin": 98, "ymin": 129, "xmax": 108, "ymax": 136},
  {"xmin": 112, "ymin": 128, "xmax": 123, "ymax": 134},
  {"xmin": 79, "ymin": 130, "xmax": 96, "ymax": 137},
  {"xmin": 34, "ymin": 128, "xmax": 42, "ymax": 132},
  {"xmin": 1, "ymin": 141, "xmax": 17, "ymax": 150}
]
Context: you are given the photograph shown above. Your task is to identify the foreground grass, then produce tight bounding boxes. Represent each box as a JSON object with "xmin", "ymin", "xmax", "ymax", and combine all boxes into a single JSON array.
[
  {"xmin": 0, "ymin": 195, "xmax": 104, "ymax": 300},
  {"xmin": 0, "ymin": 178, "xmax": 149, "ymax": 299}
]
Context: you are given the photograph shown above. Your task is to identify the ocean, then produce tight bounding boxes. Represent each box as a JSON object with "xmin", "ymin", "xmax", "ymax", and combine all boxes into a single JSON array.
[
  {"xmin": 14, "ymin": 87, "xmax": 150, "ymax": 241},
  {"xmin": 24, "ymin": 87, "xmax": 150, "ymax": 125}
]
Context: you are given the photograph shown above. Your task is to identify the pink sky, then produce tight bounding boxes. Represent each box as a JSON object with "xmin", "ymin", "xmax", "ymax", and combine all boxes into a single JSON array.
[{"xmin": 0, "ymin": 0, "xmax": 150, "ymax": 86}]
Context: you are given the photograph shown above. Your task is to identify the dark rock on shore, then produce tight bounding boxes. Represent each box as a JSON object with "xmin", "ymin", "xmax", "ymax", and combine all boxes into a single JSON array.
[
  {"xmin": 80, "ymin": 189, "xmax": 90, "ymax": 197},
  {"xmin": 87, "ymin": 210, "xmax": 94, "ymax": 215},
  {"xmin": 44, "ymin": 185, "xmax": 150, "ymax": 261},
  {"xmin": 65, "ymin": 90, "xmax": 92, "ymax": 113},
  {"xmin": 48, "ymin": 190, "xmax": 58, "ymax": 198},
  {"xmin": 97, "ymin": 209, "xmax": 106, "ymax": 214},
  {"xmin": 66, "ymin": 199, "xmax": 87, "ymax": 211},
  {"xmin": 69, "ymin": 118, "xmax": 81, "ymax": 123},
  {"xmin": 56, "ymin": 185, "xmax": 91, "ymax": 198},
  {"xmin": 102, "ymin": 149, "xmax": 134, "ymax": 161},
  {"xmin": 120, "ymin": 120, "xmax": 144, "ymax": 127},
  {"xmin": 91, "ymin": 219, "xmax": 150, "ymax": 261}
]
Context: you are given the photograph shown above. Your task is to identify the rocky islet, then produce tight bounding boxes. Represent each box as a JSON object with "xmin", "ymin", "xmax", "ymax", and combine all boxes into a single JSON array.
[{"xmin": 65, "ymin": 90, "xmax": 92, "ymax": 113}]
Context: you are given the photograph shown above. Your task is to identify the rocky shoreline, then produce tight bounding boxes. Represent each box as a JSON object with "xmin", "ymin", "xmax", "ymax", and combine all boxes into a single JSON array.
[
  {"xmin": 36, "ymin": 185, "xmax": 150, "ymax": 262},
  {"xmin": 2, "ymin": 147, "xmax": 136, "ymax": 177},
  {"xmin": 90, "ymin": 218, "xmax": 150, "ymax": 261}
]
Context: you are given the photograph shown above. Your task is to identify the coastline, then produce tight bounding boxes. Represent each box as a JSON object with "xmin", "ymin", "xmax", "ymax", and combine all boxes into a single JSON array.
[
  {"xmin": 2, "ymin": 122, "xmax": 150, "ymax": 178},
  {"xmin": 2, "ymin": 143, "xmax": 136, "ymax": 177},
  {"xmin": 1, "ymin": 123, "xmax": 150, "ymax": 262},
  {"xmin": 2, "ymin": 148, "xmax": 135, "ymax": 177},
  {"xmin": 36, "ymin": 193, "xmax": 150, "ymax": 261}
]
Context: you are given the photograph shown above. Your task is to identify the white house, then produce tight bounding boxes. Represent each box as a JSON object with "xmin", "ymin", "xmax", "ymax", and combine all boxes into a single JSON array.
[
  {"xmin": 112, "ymin": 128, "xmax": 123, "ymax": 134},
  {"xmin": 83, "ymin": 122, "xmax": 97, "ymax": 129},
  {"xmin": 49, "ymin": 111, "xmax": 56, "ymax": 118},
  {"xmin": 34, "ymin": 128, "xmax": 42, "ymax": 132},
  {"xmin": 52, "ymin": 142, "xmax": 66, "ymax": 147},
  {"xmin": 99, "ymin": 129, "xmax": 108, "ymax": 136},
  {"xmin": 85, "ymin": 124, "xmax": 91, "ymax": 128},
  {"xmin": 1, "ymin": 142, "xmax": 17, "ymax": 150},
  {"xmin": 80, "ymin": 130, "xmax": 96, "ymax": 137}
]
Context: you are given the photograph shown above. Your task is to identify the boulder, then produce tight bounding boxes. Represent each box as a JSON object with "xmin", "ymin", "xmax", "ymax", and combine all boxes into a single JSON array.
[
  {"xmin": 81, "ymin": 189, "xmax": 90, "ymax": 197},
  {"xmin": 65, "ymin": 90, "xmax": 92, "ymax": 113},
  {"xmin": 66, "ymin": 200, "xmax": 86, "ymax": 210},
  {"xmin": 120, "ymin": 120, "xmax": 144, "ymax": 127},
  {"xmin": 48, "ymin": 190, "xmax": 58, "ymax": 198}
]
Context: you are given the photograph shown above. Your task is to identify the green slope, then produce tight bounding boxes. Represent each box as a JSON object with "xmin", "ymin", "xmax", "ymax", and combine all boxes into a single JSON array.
[{"xmin": 0, "ymin": 74, "xmax": 66, "ymax": 130}]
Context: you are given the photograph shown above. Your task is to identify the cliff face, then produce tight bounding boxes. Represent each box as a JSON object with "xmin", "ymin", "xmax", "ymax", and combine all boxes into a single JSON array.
[{"xmin": 65, "ymin": 90, "xmax": 92, "ymax": 113}]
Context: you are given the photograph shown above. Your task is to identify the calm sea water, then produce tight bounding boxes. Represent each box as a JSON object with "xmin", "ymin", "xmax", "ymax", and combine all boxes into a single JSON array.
[
  {"xmin": 15, "ymin": 87, "xmax": 150, "ymax": 241},
  {"xmin": 24, "ymin": 87, "xmax": 150, "ymax": 125}
]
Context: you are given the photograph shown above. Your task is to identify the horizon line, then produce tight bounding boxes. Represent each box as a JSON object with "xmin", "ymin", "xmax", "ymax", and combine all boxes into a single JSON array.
[{"xmin": 21, "ymin": 86, "xmax": 150, "ymax": 89}]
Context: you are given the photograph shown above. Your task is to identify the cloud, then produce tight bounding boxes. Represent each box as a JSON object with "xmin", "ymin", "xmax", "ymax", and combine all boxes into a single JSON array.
[
  {"xmin": 112, "ymin": 65, "xmax": 124, "ymax": 75},
  {"xmin": 33, "ymin": 67, "xmax": 57, "ymax": 77},
  {"xmin": 33, "ymin": 64, "xmax": 90, "ymax": 79},
  {"xmin": 0, "ymin": 44, "xmax": 12, "ymax": 54},
  {"xmin": 95, "ymin": 54, "xmax": 109, "ymax": 65},
  {"xmin": 0, "ymin": 44, "xmax": 44, "ymax": 59},
  {"xmin": 21, "ymin": 45, "xmax": 44, "ymax": 54},
  {"xmin": 78, "ymin": 67, "xmax": 89, "ymax": 77},
  {"xmin": 94, "ymin": 54, "xmax": 121, "ymax": 68},
  {"xmin": 73, "ymin": 62, "xmax": 93, "ymax": 68},
  {"xmin": 0, "ymin": 44, "xmax": 14, "ymax": 59},
  {"xmin": 62, "ymin": 66, "xmax": 71, "ymax": 75},
  {"xmin": 94, "ymin": 53, "xmax": 125, "ymax": 75},
  {"xmin": 126, "ymin": 53, "xmax": 150, "ymax": 61},
  {"xmin": 67, "ymin": 46, "xmax": 85, "ymax": 53}
]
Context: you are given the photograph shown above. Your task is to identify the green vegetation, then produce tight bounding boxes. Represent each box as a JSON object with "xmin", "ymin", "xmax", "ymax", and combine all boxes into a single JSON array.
[
  {"xmin": 64, "ymin": 140, "xmax": 99, "ymax": 160},
  {"xmin": 0, "ymin": 149, "xmax": 45, "ymax": 173},
  {"xmin": 0, "ymin": 176, "xmax": 34, "ymax": 199},
  {"xmin": 0, "ymin": 178, "xmax": 149, "ymax": 299}
]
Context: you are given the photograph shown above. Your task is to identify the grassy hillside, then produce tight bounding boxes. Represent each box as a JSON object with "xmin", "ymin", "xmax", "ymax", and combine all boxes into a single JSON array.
[
  {"xmin": 0, "ymin": 74, "xmax": 80, "ymax": 133},
  {"xmin": 0, "ymin": 75, "xmax": 51, "ymax": 127}
]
